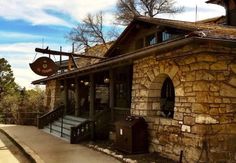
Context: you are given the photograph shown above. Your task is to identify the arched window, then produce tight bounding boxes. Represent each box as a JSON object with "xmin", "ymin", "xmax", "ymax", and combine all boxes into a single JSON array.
[{"xmin": 160, "ymin": 77, "xmax": 175, "ymax": 118}]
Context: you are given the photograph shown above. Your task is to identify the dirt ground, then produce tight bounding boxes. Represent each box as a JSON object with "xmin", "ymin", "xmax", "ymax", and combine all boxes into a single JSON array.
[{"xmin": 0, "ymin": 132, "xmax": 31, "ymax": 163}]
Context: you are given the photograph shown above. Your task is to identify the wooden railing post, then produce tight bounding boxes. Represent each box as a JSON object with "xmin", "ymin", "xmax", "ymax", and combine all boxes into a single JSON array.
[{"xmin": 61, "ymin": 113, "xmax": 64, "ymax": 137}]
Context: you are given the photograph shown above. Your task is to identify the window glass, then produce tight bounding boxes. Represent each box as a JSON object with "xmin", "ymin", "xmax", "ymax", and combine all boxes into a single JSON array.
[
  {"xmin": 160, "ymin": 77, "xmax": 175, "ymax": 118},
  {"xmin": 114, "ymin": 66, "xmax": 132, "ymax": 108},
  {"xmin": 162, "ymin": 31, "xmax": 179, "ymax": 41},
  {"xmin": 162, "ymin": 32, "xmax": 172, "ymax": 41},
  {"xmin": 145, "ymin": 34, "xmax": 157, "ymax": 46}
]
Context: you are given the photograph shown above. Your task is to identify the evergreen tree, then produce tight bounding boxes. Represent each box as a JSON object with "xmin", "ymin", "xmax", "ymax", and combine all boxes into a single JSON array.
[{"xmin": 0, "ymin": 58, "xmax": 17, "ymax": 98}]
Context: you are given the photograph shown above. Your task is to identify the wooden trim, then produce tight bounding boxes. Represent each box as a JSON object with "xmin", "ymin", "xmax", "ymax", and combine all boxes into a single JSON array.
[
  {"xmin": 32, "ymin": 37, "xmax": 236, "ymax": 85},
  {"xmin": 113, "ymin": 107, "xmax": 131, "ymax": 111},
  {"xmin": 35, "ymin": 48, "xmax": 105, "ymax": 59},
  {"xmin": 75, "ymin": 79, "xmax": 79, "ymax": 116},
  {"xmin": 109, "ymin": 69, "xmax": 114, "ymax": 122},
  {"xmin": 64, "ymin": 80, "xmax": 68, "ymax": 114}
]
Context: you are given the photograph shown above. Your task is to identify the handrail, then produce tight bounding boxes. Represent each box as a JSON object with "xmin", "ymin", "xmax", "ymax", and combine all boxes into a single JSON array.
[
  {"xmin": 37, "ymin": 105, "xmax": 64, "ymax": 129},
  {"xmin": 70, "ymin": 109, "xmax": 111, "ymax": 144},
  {"xmin": 70, "ymin": 120, "xmax": 92, "ymax": 144}
]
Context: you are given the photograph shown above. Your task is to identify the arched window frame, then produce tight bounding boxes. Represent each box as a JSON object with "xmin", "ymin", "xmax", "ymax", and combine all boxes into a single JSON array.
[{"xmin": 160, "ymin": 77, "xmax": 175, "ymax": 118}]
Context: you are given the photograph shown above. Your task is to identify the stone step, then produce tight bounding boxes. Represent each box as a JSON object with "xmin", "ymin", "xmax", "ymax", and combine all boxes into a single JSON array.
[
  {"xmin": 53, "ymin": 121, "xmax": 73, "ymax": 129},
  {"xmin": 58, "ymin": 118, "xmax": 82, "ymax": 126},
  {"xmin": 42, "ymin": 115, "xmax": 89, "ymax": 142},
  {"xmin": 64, "ymin": 115, "xmax": 87, "ymax": 123}
]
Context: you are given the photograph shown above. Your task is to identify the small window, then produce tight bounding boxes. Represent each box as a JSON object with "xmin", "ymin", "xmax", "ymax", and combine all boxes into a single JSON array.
[
  {"xmin": 145, "ymin": 34, "xmax": 157, "ymax": 46},
  {"xmin": 162, "ymin": 31, "xmax": 179, "ymax": 42},
  {"xmin": 135, "ymin": 38, "xmax": 144, "ymax": 50},
  {"xmin": 162, "ymin": 32, "xmax": 172, "ymax": 41},
  {"xmin": 160, "ymin": 77, "xmax": 175, "ymax": 118}
]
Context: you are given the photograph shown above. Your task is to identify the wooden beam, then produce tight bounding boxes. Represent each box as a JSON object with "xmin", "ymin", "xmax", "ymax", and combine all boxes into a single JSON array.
[
  {"xmin": 64, "ymin": 80, "xmax": 68, "ymax": 114},
  {"xmin": 89, "ymin": 74, "xmax": 95, "ymax": 140},
  {"xmin": 68, "ymin": 56, "xmax": 72, "ymax": 71},
  {"xmin": 109, "ymin": 69, "xmax": 115, "ymax": 122},
  {"xmin": 35, "ymin": 48, "xmax": 106, "ymax": 59},
  {"xmin": 74, "ymin": 79, "xmax": 79, "ymax": 116}
]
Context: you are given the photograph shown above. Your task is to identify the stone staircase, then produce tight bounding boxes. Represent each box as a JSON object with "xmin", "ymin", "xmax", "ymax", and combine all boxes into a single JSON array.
[{"xmin": 42, "ymin": 115, "xmax": 87, "ymax": 141}]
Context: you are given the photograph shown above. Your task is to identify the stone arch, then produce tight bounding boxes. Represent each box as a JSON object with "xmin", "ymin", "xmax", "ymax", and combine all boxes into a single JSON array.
[
  {"xmin": 147, "ymin": 73, "xmax": 170, "ymax": 116},
  {"xmin": 144, "ymin": 60, "xmax": 180, "ymax": 116},
  {"xmin": 131, "ymin": 58, "xmax": 181, "ymax": 116}
]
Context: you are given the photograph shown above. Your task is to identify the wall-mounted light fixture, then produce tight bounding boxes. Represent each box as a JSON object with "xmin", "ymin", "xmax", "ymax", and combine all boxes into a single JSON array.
[
  {"xmin": 104, "ymin": 78, "xmax": 110, "ymax": 84},
  {"xmin": 84, "ymin": 81, "xmax": 89, "ymax": 86},
  {"xmin": 60, "ymin": 85, "xmax": 64, "ymax": 89},
  {"xmin": 71, "ymin": 83, "xmax": 75, "ymax": 88}
]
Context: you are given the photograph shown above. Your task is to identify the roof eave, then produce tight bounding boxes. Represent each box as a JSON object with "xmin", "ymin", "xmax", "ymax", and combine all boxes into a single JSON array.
[{"xmin": 32, "ymin": 37, "xmax": 236, "ymax": 85}]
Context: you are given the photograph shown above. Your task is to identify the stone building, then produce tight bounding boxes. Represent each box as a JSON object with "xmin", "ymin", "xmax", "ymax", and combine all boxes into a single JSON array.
[{"xmin": 33, "ymin": 0, "xmax": 236, "ymax": 162}]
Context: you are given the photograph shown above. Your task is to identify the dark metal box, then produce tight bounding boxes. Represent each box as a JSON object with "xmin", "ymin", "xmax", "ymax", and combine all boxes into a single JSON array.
[{"xmin": 115, "ymin": 116, "xmax": 148, "ymax": 154}]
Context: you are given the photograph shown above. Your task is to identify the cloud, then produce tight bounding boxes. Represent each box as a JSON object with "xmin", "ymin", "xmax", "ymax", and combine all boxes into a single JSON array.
[
  {"xmin": 0, "ymin": 31, "xmax": 43, "ymax": 40},
  {"xmin": 0, "ymin": 0, "xmax": 117, "ymax": 27},
  {"xmin": 0, "ymin": 42, "xmax": 72, "ymax": 89},
  {"xmin": 159, "ymin": 0, "xmax": 225, "ymax": 21}
]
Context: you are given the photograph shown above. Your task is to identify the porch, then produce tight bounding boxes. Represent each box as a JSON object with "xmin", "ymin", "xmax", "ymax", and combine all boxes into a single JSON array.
[{"xmin": 37, "ymin": 65, "xmax": 133, "ymax": 143}]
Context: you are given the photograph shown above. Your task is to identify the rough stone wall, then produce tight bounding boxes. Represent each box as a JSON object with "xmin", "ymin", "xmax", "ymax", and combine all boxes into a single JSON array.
[
  {"xmin": 44, "ymin": 80, "xmax": 62, "ymax": 111},
  {"xmin": 131, "ymin": 45, "xmax": 236, "ymax": 162}
]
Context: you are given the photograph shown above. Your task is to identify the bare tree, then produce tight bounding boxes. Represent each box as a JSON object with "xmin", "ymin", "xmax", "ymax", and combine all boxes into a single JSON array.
[
  {"xmin": 68, "ymin": 12, "xmax": 119, "ymax": 51},
  {"xmin": 116, "ymin": 0, "xmax": 183, "ymax": 25}
]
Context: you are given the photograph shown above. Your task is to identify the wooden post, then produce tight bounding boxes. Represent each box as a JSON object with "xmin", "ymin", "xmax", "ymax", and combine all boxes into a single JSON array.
[
  {"xmin": 64, "ymin": 79, "xmax": 68, "ymax": 114},
  {"xmin": 75, "ymin": 79, "xmax": 79, "ymax": 116},
  {"xmin": 68, "ymin": 56, "xmax": 72, "ymax": 71},
  {"xmin": 109, "ymin": 69, "xmax": 115, "ymax": 122},
  {"xmin": 89, "ymin": 74, "xmax": 95, "ymax": 140}
]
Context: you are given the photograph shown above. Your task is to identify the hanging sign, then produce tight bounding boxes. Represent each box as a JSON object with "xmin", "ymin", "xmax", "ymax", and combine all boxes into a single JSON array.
[{"xmin": 29, "ymin": 57, "xmax": 59, "ymax": 76}]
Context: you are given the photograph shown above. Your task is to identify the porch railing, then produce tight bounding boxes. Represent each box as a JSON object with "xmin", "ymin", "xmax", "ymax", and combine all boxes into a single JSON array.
[
  {"xmin": 70, "ymin": 120, "xmax": 92, "ymax": 144},
  {"xmin": 37, "ymin": 105, "xmax": 64, "ymax": 129},
  {"xmin": 70, "ymin": 108, "xmax": 111, "ymax": 144}
]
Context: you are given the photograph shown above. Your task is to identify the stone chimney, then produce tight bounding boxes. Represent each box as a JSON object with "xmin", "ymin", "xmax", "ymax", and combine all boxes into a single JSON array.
[{"xmin": 207, "ymin": 0, "xmax": 236, "ymax": 26}]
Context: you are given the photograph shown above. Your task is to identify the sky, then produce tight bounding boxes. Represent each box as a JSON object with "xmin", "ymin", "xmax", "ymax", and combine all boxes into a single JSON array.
[{"xmin": 0, "ymin": 0, "xmax": 225, "ymax": 89}]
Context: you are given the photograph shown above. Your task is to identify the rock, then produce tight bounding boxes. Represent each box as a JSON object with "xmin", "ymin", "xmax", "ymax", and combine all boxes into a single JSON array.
[
  {"xmin": 229, "ymin": 76, "xmax": 236, "ymax": 87},
  {"xmin": 230, "ymin": 63, "xmax": 236, "ymax": 74},
  {"xmin": 192, "ymin": 103, "xmax": 207, "ymax": 113},
  {"xmin": 195, "ymin": 114, "xmax": 219, "ymax": 124},
  {"xmin": 220, "ymin": 83, "xmax": 236, "ymax": 97},
  {"xmin": 190, "ymin": 62, "xmax": 209, "ymax": 71},
  {"xmin": 175, "ymin": 86, "xmax": 185, "ymax": 96},
  {"xmin": 181, "ymin": 125, "xmax": 191, "ymax": 132},
  {"xmin": 184, "ymin": 56, "xmax": 196, "ymax": 64},
  {"xmin": 196, "ymin": 54, "xmax": 217, "ymax": 62},
  {"xmin": 184, "ymin": 116, "xmax": 195, "ymax": 125},
  {"xmin": 210, "ymin": 61, "xmax": 228, "ymax": 70},
  {"xmin": 193, "ymin": 81, "xmax": 209, "ymax": 91}
]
